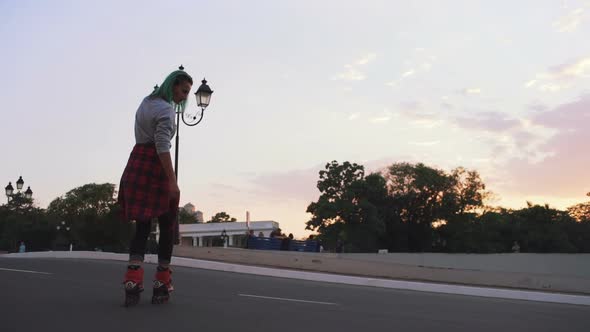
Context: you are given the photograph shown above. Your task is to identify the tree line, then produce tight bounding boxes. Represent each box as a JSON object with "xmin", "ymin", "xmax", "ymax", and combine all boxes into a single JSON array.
[
  {"xmin": 306, "ymin": 161, "xmax": 590, "ymax": 253},
  {"xmin": 1, "ymin": 161, "xmax": 588, "ymax": 253},
  {"xmin": 0, "ymin": 183, "xmax": 241, "ymax": 252},
  {"xmin": 0, "ymin": 183, "xmax": 132, "ymax": 252}
]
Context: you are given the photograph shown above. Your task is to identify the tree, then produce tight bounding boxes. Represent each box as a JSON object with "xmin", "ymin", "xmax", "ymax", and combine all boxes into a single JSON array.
[
  {"xmin": 306, "ymin": 161, "xmax": 365, "ymax": 233},
  {"xmin": 208, "ymin": 212, "xmax": 236, "ymax": 223},
  {"xmin": 46, "ymin": 183, "xmax": 132, "ymax": 251},
  {"xmin": 450, "ymin": 167, "xmax": 489, "ymax": 214},
  {"xmin": 567, "ymin": 193, "xmax": 590, "ymax": 222},
  {"xmin": 511, "ymin": 203, "xmax": 576, "ymax": 253},
  {"xmin": 0, "ymin": 193, "xmax": 35, "ymax": 214},
  {"xmin": 382, "ymin": 163, "xmax": 490, "ymax": 252},
  {"xmin": 384, "ymin": 163, "xmax": 457, "ymax": 251},
  {"xmin": 179, "ymin": 208, "xmax": 198, "ymax": 224},
  {"xmin": 306, "ymin": 161, "xmax": 387, "ymax": 252},
  {"xmin": 47, "ymin": 183, "xmax": 116, "ymax": 218},
  {"xmin": 0, "ymin": 196, "xmax": 53, "ymax": 252}
]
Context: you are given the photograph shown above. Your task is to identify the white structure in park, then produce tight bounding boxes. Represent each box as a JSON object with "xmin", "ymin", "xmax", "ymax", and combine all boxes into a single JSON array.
[{"xmin": 171, "ymin": 220, "xmax": 279, "ymax": 247}]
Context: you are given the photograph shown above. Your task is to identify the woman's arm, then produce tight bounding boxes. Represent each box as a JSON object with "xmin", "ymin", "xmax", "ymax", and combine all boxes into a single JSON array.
[{"xmin": 158, "ymin": 152, "xmax": 180, "ymax": 199}]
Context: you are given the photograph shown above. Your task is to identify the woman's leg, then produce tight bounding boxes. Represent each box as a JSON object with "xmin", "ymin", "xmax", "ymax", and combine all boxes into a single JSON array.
[
  {"xmin": 157, "ymin": 212, "xmax": 174, "ymax": 267},
  {"xmin": 152, "ymin": 212, "xmax": 175, "ymax": 303},
  {"xmin": 124, "ymin": 219, "xmax": 151, "ymax": 306},
  {"xmin": 129, "ymin": 220, "xmax": 151, "ymax": 264}
]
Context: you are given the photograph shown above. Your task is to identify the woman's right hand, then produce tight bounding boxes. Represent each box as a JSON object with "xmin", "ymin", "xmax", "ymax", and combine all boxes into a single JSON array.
[{"xmin": 169, "ymin": 181, "xmax": 180, "ymax": 200}]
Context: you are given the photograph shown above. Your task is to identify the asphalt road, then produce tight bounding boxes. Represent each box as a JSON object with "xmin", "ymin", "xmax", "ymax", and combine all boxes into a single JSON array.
[{"xmin": 1, "ymin": 257, "xmax": 589, "ymax": 332}]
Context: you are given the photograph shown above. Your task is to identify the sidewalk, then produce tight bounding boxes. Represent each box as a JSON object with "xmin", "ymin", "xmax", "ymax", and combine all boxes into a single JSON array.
[{"xmin": 173, "ymin": 246, "xmax": 590, "ymax": 295}]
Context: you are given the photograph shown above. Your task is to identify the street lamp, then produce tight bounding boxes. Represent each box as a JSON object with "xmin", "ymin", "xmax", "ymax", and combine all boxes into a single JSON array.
[
  {"xmin": 24, "ymin": 187, "xmax": 33, "ymax": 199},
  {"xmin": 172, "ymin": 65, "xmax": 214, "ymax": 181},
  {"xmin": 4, "ymin": 183, "xmax": 13, "ymax": 197},
  {"xmin": 221, "ymin": 229, "xmax": 228, "ymax": 248},
  {"xmin": 5, "ymin": 176, "xmax": 33, "ymax": 203},
  {"xmin": 16, "ymin": 176, "xmax": 24, "ymax": 191},
  {"xmin": 56, "ymin": 221, "xmax": 72, "ymax": 251}
]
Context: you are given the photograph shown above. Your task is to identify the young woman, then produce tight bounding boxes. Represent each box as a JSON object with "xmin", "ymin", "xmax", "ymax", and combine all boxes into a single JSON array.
[{"xmin": 118, "ymin": 69, "xmax": 192, "ymax": 306}]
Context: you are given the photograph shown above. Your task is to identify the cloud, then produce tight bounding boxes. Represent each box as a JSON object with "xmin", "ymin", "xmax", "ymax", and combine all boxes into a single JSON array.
[
  {"xmin": 553, "ymin": 8, "xmax": 586, "ymax": 32},
  {"xmin": 385, "ymin": 80, "xmax": 399, "ymax": 87},
  {"xmin": 459, "ymin": 88, "xmax": 482, "ymax": 95},
  {"xmin": 550, "ymin": 56, "xmax": 590, "ymax": 78},
  {"xmin": 386, "ymin": 50, "xmax": 437, "ymax": 88},
  {"xmin": 395, "ymin": 101, "xmax": 444, "ymax": 128},
  {"xmin": 356, "ymin": 53, "xmax": 377, "ymax": 65},
  {"xmin": 400, "ymin": 101, "xmax": 422, "ymax": 111},
  {"xmin": 402, "ymin": 70, "xmax": 415, "ymax": 77},
  {"xmin": 367, "ymin": 109, "xmax": 394, "ymax": 123},
  {"xmin": 369, "ymin": 115, "xmax": 392, "ymax": 123},
  {"xmin": 348, "ymin": 112, "xmax": 360, "ymax": 120},
  {"xmin": 248, "ymin": 165, "xmax": 325, "ymax": 201},
  {"xmin": 409, "ymin": 140, "xmax": 440, "ymax": 147},
  {"xmin": 526, "ymin": 56, "xmax": 590, "ymax": 91},
  {"xmin": 499, "ymin": 94, "xmax": 590, "ymax": 196},
  {"xmin": 333, "ymin": 53, "xmax": 377, "ymax": 81},
  {"xmin": 385, "ymin": 67, "xmax": 421, "ymax": 87},
  {"xmin": 333, "ymin": 64, "xmax": 365, "ymax": 81},
  {"xmin": 453, "ymin": 112, "xmax": 521, "ymax": 132},
  {"xmin": 208, "ymin": 182, "xmax": 243, "ymax": 193},
  {"xmin": 441, "ymin": 102, "xmax": 453, "ymax": 110},
  {"xmin": 447, "ymin": 109, "xmax": 556, "ymax": 166},
  {"xmin": 410, "ymin": 118, "xmax": 443, "ymax": 129}
]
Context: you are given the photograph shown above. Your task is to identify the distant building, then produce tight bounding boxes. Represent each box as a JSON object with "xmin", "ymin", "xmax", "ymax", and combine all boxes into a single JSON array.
[
  {"xmin": 195, "ymin": 210, "xmax": 204, "ymax": 223},
  {"xmin": 183, "ymin": 203, "xmax": 195, "ymax": 214},
  {"xmin": 157, "ymin": 220, "xmax": 279, "ymax": 248},
  {"xmin": 180, "ymin": 203, "xmax": 204, "ymax": 223}
]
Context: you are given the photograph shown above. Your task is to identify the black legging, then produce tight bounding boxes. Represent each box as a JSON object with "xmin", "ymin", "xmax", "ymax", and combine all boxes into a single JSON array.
[{"xmin": 129, "ymin": 212, "xmax": 174, "ymax": 264}]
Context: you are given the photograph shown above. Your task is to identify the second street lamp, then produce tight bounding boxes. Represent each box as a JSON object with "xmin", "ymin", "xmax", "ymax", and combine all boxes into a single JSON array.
[
  {"xmin": 221, "ymin": 229, "xmax": 228, "ymax": 248},
  {"xmin": 24, "ymin": 187, "xmax": 33, "ymax": 199},
  {"xmin": 56, "ymin": 221, "xmax": 72, "ymax": 251}
]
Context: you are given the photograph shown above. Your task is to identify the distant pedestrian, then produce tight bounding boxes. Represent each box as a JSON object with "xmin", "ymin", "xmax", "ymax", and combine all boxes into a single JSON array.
[
  {"xmin": 511, "ymin": 241, "xmax": 520, "ymax": 253},
  {"xmin": 118, "ymin": 68, "xmax": 193, "ymax": 306},
  {"xmin": 18, "ymin": 241, "xmax": 26, "ymax": 253},
  {"xmin": 336, "ymin": 239, "xmax": 343, "ymax": 253},
  {"xmin": 246, "ymin": 230, "xmax": 257, "ymax": 249}
]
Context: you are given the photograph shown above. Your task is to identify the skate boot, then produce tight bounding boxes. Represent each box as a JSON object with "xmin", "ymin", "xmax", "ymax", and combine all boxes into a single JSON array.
[
  {"xmin": 151, "ymin": 266, "xmax": 173, "ymax": 304},
  {"xmin": 123, "ymin": 265, "xmax": 144, "ymax": 307}
]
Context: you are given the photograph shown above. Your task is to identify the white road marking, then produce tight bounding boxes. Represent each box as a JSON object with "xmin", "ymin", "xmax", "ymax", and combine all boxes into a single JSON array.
[
  {"xmin": 238, "ymin": 293, "xmax": 338, "ymax": 305},
  {"xmin": 0, "ymin": 267, "xmax": 52, "ymax": 275}
]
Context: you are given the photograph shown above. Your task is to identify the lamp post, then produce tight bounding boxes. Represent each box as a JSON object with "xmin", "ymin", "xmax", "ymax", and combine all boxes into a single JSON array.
[
  {"xmin": 5, "ymin": 176, "xmax": 33, "ymax": 203},
  {"xmin": 172, "ymin": 65, "xmax": 214, "ymax": 181},
  {"xmin": 221, "ymin": 229, "xmax": 228, "ymax": 248},
  {"xmin": 56, "ymin": 221, "xmax": 72, "ymax": 251}
]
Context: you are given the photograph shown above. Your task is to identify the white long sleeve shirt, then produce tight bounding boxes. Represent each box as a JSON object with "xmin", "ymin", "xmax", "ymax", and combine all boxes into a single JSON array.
[{"xmin": 134, "ymin": 97, "xmax": 176, "ymax": 154}]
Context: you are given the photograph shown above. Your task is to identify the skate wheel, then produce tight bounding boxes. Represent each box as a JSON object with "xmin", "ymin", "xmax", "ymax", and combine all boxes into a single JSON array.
[
  {"xmin": 151, "ymin": 295, "xmax": 169, "ymax": 304},
  {"xmin": 124, "ymin": 294, "xmax": 140, "ymax": 307}
]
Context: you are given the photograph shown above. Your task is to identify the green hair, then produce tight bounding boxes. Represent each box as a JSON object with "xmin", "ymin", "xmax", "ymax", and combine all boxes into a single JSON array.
[{"xmin": 150, "ymin": 70, "xmax": 193, "ymax": 112}]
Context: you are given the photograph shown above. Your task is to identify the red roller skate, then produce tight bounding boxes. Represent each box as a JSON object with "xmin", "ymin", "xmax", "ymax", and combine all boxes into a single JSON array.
[
  {"xmin": 152, "ymin": 266, "xmax": 173, "ymax": 304},
  {"xmin": 123, "ymin": 265, "xmax": 144, "ymax": 307}
]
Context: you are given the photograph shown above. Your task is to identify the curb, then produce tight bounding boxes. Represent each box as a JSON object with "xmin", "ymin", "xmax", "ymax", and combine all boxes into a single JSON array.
[{"xmin": 3, "ymin": 251, "xmax": 590, "ymax": 306}]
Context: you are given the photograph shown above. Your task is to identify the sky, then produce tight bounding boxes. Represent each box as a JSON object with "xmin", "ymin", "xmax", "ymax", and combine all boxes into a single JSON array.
[{"xmin": 1, "ymin": 0, "xmax": 589, "ymax": 238}]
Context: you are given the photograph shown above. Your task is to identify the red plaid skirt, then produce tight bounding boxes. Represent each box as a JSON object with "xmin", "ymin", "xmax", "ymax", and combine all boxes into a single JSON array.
[{"xmin": 118, "ymin": 143, "xmax": 179, "ymax": 242}]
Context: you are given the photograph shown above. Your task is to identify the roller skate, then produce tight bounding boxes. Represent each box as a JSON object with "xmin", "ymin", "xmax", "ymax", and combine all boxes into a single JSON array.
[
  {"xmin": 123, "ymin": 265, "xmax": 144, "ymax": 307},
  {"xmin": 151, "ymin": 266, "xmax": 173, "ymax": 304}
]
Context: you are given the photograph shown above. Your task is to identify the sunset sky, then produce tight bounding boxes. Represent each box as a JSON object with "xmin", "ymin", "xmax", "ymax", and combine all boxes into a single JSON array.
[{"xmin": 1, "ymin": 0, "xmax": 589, "ymax": 237}]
